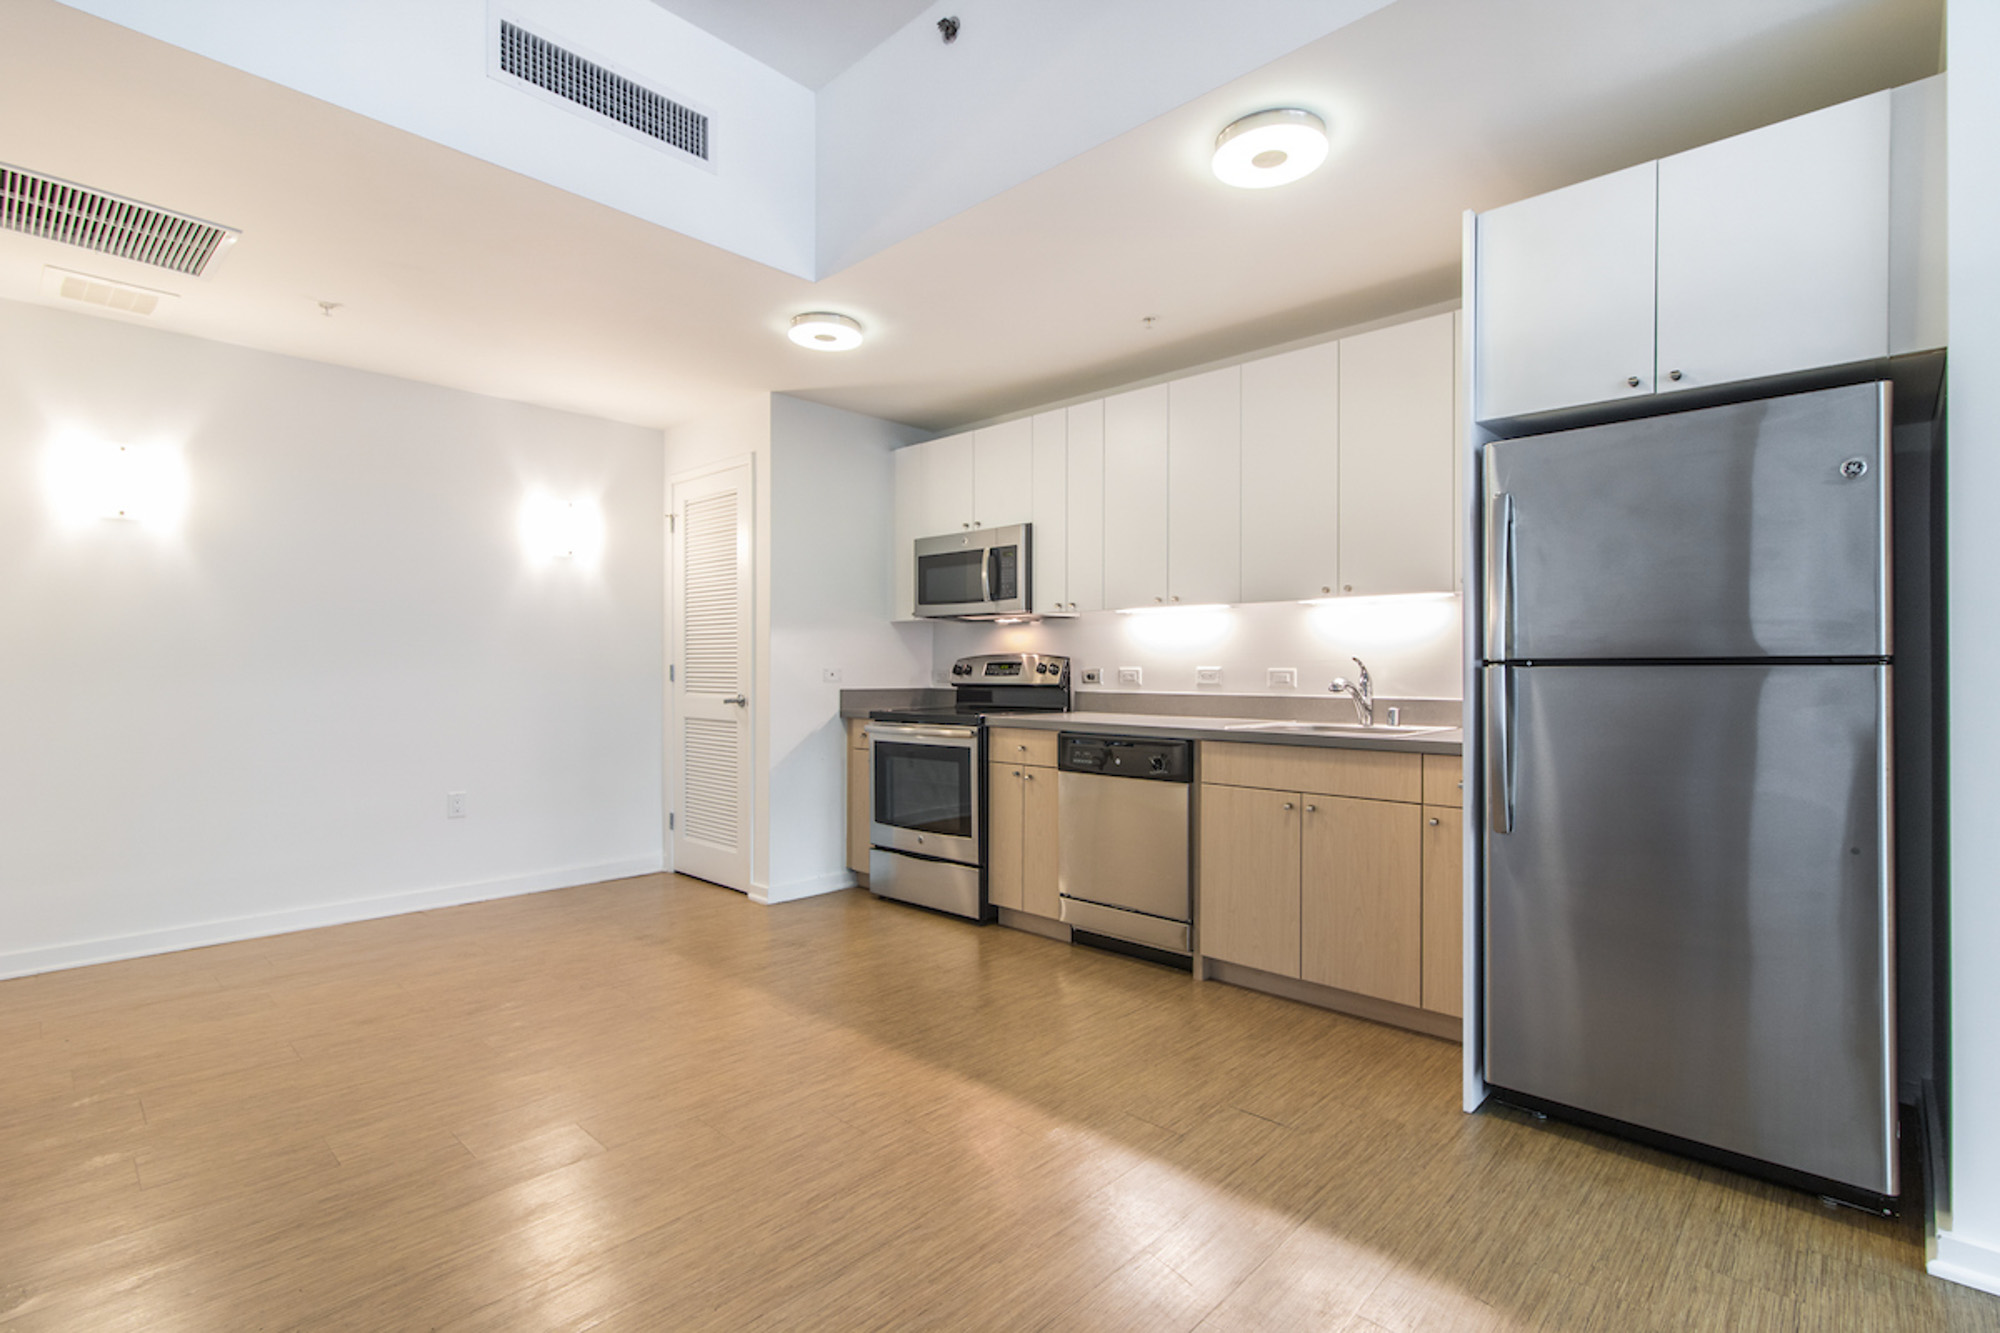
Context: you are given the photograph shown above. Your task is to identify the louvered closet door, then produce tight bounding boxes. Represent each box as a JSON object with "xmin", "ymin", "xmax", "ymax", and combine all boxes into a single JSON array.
[{"xmin": 670, "ymin": 462, "xmax": 753, "ymax": 891}]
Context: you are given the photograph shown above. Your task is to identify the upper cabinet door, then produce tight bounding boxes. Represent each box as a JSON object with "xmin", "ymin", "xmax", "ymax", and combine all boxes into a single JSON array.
[
  {"xmin": 1339, "ymin": 312, "xmax": 1457, "ymax": 597},
  {"xmin": 1167, "ymin": 366, "xmax": 1242, "ymax": 606},
  {"xmin": 1065, "ymin": 400, "xmax": 1106, "ymax": 614},
  {"xmin": 1102, "ymin": 384, "xmax": 1170, "ymax": 610},
  {"xmin": 1030, "ymin": 409, "xmax": 1068, "ymax": 613},
  {"xmin": 920, "ymin": 433, "xmax": 975, "ymax": 535},
  {"xmin": 1241, "ymin": 341, "xmax": 1340, "ymax": 602},
  {"xmin": 1656, "ymin": 91, "xmax": 1891, "ymax": 395},
  {"xmin": 973, "ymin": 417, "xmax": 1035, "ymax": 528},
  {"xmin": 1474, "ymin": 162, "xmax": 1658, "ymax": 423}
]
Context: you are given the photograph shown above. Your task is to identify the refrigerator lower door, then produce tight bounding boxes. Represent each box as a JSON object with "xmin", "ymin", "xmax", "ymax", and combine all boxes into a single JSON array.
[{"xmin": 1483, "ymin": 663, "xmax": 1895, "ymax": 1195}]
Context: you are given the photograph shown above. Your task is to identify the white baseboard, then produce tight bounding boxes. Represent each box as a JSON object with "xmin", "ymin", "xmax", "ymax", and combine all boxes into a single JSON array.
[
  {"xmin": 1931, "ymin": 1230, "xmax": 2000, "ymax": 1295},
  {"xmin": 0, "ymin": 856, "xmax": 664, "ymax": 981},
  {"xmin": 753, "ymin": 870, "xmax": 858, "ymax": 905}
]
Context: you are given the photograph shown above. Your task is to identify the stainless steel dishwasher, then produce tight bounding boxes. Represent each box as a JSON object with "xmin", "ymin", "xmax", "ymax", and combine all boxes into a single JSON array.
[{"xmin": 1056, "ymin": 733, "xmax": 1193, "ymax": 956}]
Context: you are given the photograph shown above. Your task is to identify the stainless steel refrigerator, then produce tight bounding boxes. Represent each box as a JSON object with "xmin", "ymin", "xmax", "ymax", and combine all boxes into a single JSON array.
[{"xmin": 1481, "ymin": 380, "xmax": 1897, "ymax": 1201}]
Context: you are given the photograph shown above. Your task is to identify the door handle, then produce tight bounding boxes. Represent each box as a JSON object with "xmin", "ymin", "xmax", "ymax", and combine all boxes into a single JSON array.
[
  {"xmin": 723, "ymin": 695, "xmax": 748, "ymax": 707},
  {"xmin": 1486, "ymin": 666, "xmax": 1514, "ymax": 835},
  {"xmin": 1485, "ymin": 490, "xmax": 1515, "ymax": 661}
]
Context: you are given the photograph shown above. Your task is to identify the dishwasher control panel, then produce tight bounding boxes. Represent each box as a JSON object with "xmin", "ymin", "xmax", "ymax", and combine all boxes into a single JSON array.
[{"xmin": 1057, "ymin": 734, "xmax": 1192, "ymax": 782}]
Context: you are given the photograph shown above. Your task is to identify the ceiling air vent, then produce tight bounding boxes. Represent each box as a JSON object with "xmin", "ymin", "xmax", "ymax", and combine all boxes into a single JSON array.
[
  {"xmin": 0, "ymin": 164, "xmax": 237, "ymax": 277},
  {"xmin": 43, "ymin": 265, "xmax": 176, "ymax": 317},
  {"xmin": 494, "ymin": 19, "xmax": 711, "ymax": 164}
]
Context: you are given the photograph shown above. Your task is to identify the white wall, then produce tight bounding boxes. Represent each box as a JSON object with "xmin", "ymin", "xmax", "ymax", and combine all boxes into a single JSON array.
[
  {"xmin": 58, "ymin": 0, "xmax": 818, "ymax": 277},
  {"xmin": 1935, "ymin": 1, "xmax": 2000, "ymax": 1295},
  {"xmin": 0, "ymin": 298, "xmax": 665, "ymax": 978},
  {"xmin": 765, "ymin": 395, "xmax": 931, "ymax": 900},
  {"xmin": 933, "ymin": 596, "xmax": 1463, "ymax": 704},
  {"xmin": 662, "ymin": 393, "xmax": 931, "ymax": 904}
]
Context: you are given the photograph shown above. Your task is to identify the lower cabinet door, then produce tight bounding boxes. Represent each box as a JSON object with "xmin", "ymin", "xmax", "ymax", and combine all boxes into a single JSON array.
[
  {"xmin": 1421, "ymin": 806, "xmax": 1463, "ymax": 1016},
  {"xmin": 847, "ymin": 740, "xmax": 871, "ymax": 875},
  {"xmin": 1198, "ymin": 784, "xmax": 1301, "ymax": 977},
  {"xmin": 987, "ymin": 765, "xmax": 1024, "ymax": 911},
  {"xmin": 1020, "ymin": 767, "xmax": 1061, "ymax": 918},
  {"xmin": 1301, "ymin": 796, "xmax": 1422, "ymax": 1006}
]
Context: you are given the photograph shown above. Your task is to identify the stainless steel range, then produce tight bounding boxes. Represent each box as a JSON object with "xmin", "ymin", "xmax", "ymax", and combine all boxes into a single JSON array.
[{"xmin": 865, "ymin": 653, "xmax": 1070, "ymax": 920}]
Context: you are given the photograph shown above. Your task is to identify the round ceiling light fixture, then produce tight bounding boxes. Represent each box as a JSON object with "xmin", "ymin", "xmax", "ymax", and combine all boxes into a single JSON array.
[
  {"xmin": 1211, "ymin": 108, "xmax": 1329, "ymax": 189},
  {"xmin": 788, "ymin": 311, "xmax": 864, "ymax": 351}
]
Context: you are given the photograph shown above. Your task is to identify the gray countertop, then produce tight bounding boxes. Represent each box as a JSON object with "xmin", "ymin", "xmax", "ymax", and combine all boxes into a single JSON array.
[{"xmin": 984, "ymin": 710, "xmax": 1462, "ymax": 756}]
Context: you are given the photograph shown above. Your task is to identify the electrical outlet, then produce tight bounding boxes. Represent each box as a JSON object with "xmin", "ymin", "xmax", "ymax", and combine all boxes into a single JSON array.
[
  {"xmin": 821, "ymin": 667, "xmax": 842, "ymax": 684},
  {"xmin": 446, "ymin": 791, "xmax": 467, "ymax": 819},
  {"xmin": 1082, "ymin": 667, "xmax": 1102, "ymax": 685},
  {"xmin": 1195, "ymin": 666, "xmax": 1223, "ymax": 686},
  {"xmin": 1117, "ymin": 667, "xmax": 1143, "ymax": 686},
  {"xmin": 1268, "ymin": 667, "xmax": 1298, "ymax": 688}
]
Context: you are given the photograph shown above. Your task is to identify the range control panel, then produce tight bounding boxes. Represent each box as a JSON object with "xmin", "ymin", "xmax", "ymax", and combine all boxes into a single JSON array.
[{"xmin": 949, "ymin": 653, "xmax": 1069, "ymax": 685}]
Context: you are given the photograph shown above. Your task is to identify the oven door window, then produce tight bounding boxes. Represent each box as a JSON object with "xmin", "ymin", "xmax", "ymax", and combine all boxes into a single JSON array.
[
  {"xmin": 873, "ymin": 741, "xmax": 973, "ymax": 837},
  {"xmin": 918, "ymin": 549, "xmax": 985, "ymax": 608}
]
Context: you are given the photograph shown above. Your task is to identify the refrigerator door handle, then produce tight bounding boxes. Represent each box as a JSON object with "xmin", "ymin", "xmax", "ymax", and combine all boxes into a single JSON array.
[
  {"xmin": 1485, "ymin": 492, "xmax": 1515, "ymax": 660},
  {"xmin": 1487, "ymin": 665, "xmax": 1514, "ymax": 834}
]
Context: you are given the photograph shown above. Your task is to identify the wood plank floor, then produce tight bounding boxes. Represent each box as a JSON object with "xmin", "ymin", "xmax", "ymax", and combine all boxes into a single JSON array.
[{"xmin": 1, "ymin": 873, "xmax": 1993, "ymax": 1331}]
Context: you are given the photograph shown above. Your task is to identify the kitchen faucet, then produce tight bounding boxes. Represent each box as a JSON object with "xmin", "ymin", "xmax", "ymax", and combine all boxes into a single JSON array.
[{"xmin": 1329, "ymin": 657, "xmax": 1373, "ymax": 727}]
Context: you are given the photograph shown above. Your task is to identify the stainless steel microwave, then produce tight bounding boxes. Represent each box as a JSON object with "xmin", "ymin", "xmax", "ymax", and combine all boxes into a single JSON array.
[{"xmin": 914, "ymin": 524, "xmax": 1030, "ymax": 618}]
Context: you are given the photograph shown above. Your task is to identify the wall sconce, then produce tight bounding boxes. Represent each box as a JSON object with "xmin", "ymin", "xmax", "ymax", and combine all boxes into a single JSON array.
[
  {"xmin": 519, "ymin": 493, "xmax": 604, "ymax": 563},
  {"xmin": 44, "ymin": 430, "xmax": 188, "ymax": 531}
]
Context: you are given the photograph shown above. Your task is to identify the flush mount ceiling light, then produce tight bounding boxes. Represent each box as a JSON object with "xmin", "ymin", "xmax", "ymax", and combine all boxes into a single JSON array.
[
  {"xmin": 788, "ymin": 312, "xmax": 863, "ymax": 351},
  {"xmin": 1211, "ymin": 108, "xmax": 1328, "ymax": 189}
]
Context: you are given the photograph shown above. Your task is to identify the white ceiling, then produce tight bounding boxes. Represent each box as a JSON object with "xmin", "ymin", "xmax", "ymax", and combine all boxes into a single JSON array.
[
  {"xmin": 0, "ymin": 0, "xmax": 1944, "ymax": 435},
  {"xmin": 646, "ymin": 0, "xmax": 936, "ymax": 89}
]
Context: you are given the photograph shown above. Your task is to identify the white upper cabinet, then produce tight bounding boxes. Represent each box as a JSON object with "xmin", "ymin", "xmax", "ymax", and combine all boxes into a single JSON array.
[
  {"xmin": 1102, "ymin": 384, "xmax": 1170, "ymax": 610},
  {"xmin": 973, "ymin": 418, "xmax": 1035, "ymax": 527},
  {"xmin": 918, "ymin": 432, "xmax": 976, "ymax": 534},
  {"xmin": 1030, "ymin": 409, "xmax": 1070, "ymax": 613},
  {"xmin": 1340, "ymin": 312, "xmax": 1456, "ymax": 597},
  {"xmin": 1241, "ymin": 341, "xmax": 1340, "ymax": 602},
  {"xmin": 1656, "ymin": 90, "xmax": 1890, "ymax": 395},
  {"xmin": 1474, "ymin": 161, "xmax": 1658, "ymax": 423},
  {"xmin": 1475, "ymin": 84, "xmax": 1936, "ymax": 424},
  {"xmin": 891, "ymin": 444, "xmax": 924, "ymax": 622},
  {"xmin": 1065, "ymin": 400, "xmax": 1106, "ymax": 614},
  {"xmin": 1168, "ymin": 366, "xmax": 1242, "ymax": 606}
]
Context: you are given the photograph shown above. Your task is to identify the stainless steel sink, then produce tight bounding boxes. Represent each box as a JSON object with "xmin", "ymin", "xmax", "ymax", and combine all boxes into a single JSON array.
[{"xmin": 1221, "ymin": 720, "xmax": 1450, "ymax": 738}]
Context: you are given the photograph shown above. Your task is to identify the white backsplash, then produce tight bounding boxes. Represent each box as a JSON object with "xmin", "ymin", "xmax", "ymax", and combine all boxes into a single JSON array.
[{"xmin": 931, "ymin": 595, "xmax": 1465, "ymax": 702}]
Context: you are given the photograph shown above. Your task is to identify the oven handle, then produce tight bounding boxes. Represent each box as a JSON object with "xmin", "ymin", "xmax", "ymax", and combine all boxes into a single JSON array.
[{"xmin": 864, "ymin": 723, "xmax": 980, "ymax": 744}]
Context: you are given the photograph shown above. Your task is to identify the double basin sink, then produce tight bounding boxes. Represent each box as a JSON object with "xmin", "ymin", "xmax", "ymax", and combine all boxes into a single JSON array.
[{"xmin": 1222, "ymin": 720, "xmax": 1450, "ymax": 739}]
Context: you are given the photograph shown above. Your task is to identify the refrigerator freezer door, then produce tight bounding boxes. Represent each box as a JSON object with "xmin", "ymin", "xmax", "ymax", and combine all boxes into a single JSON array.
[
  {"xmin": 1483, "ymin": 663, "xmax": 1895, "ymax": 1194},
  {"xmin": 1484, "ymin": 382, "xmax": 1889, "ymax": 661}
]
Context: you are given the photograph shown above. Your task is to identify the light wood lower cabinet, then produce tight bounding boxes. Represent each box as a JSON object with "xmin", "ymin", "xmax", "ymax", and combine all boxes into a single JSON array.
[
  {"xmin": 1197, "ymin": 784, "xmax": 1301, "ymax": 976},
  {"xmin": 1300, "ymin": 796, "xmax": 1422, "ymax": 1008},
  {"xmin": 988, "ymin": 762, "xmax": 1060, "ymax": 918},
  {"xmin": 1198, "ymin": 742, "xmax": 1463, "ymax": 1025},
  {"xmin": 1421, "ymin": 806, "xmax": 1463, "ymax": 1017},
  {"xmin": 846, "ymin": 721, "xmax": 870, "ymax": 876}
]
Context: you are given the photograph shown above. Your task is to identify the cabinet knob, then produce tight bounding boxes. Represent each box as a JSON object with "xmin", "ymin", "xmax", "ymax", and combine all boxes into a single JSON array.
[
  {"xmin": 1155, "ymin": 597, "xmax": 1164, "ymax": 604},
  {"xmin": 1282, "ymin": 802, "xmax": 1295, "ymax": 811},
  {"xmin": 1305, "ymin": 804, "xmax": 1317, "ymax": 813},
  {"xmin": 1625, "ymin": 376, "xmax": 1642, "ymax": 388},
  {"xmin": 1667, "ymin": 370, "xmax": 1683, "ymax": 382},
  {"xmin": 1429, "ymin": 817, "xmax": 1441, "ymax": 827},
  {"xmin": 1343, "ymin": 585, "xmax": 1353, "ymax": 593},
  {"xmin": 1171, "ymin": 595, "xmax": 1181, "ymax": 603},
  {"xmin": 961, "ymin": 522, "xmax": 971, "ymax": 529},
  {"xmin": 1024, "ymin": 772, "xmax": 1035, "ymax": 781},
  {"xmin": 1012, "ymin": 769, "xmax": 1021, "ymax": 777},
  {"xmin": 1321, "ymin": 586, "xmax": 1331, "ymax": 595},
  {"xmin": 973, "ymin": 520, "xmax": 982, "ymax": 527}
]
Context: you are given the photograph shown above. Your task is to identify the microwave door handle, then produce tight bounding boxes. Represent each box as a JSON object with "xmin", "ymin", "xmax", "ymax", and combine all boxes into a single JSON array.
[{"xmin": 981, "ymin": 547, "xmax": 994, "ymax": 606}]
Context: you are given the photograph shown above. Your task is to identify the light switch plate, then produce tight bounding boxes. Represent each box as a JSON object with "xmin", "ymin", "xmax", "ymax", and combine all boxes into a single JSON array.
[
  {"xmin": 1117, "ymin": 666, "xmax": 1143, "ymax": 686},
  {"xmin": 1268, "ymin": 667, "xmax": 1298, "ymax": 688},
  {"xmin": 1195, "ymin": 666, "xmax": 1223, "ymax": 686},
  {"xmin": 446, "ymin": 791, "xmax": 467, "ymax": 819}
]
